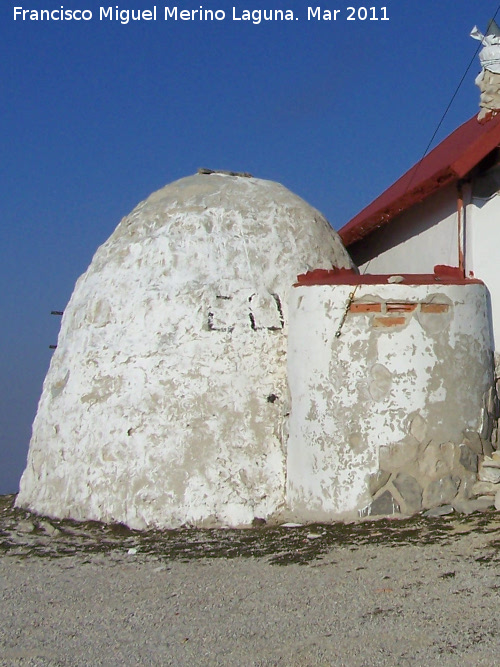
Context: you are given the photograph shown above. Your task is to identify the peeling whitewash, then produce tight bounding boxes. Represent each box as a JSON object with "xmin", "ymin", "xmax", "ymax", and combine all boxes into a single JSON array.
[
  {"xmin": 16, "ymin": 173, "xmax": 353, "ymax": 529},
  {"xmin": 350, "ymin": 170, "xmax": 500, "ymax": 355},
  {"xmin": 466, "ymin": 189, "xmax": 500, "ymax": 349},
  {"xmin": 17, "ymin": 171, "xmax": 498, "ymax": 529},
  {"xmin": 287, "ymin": 282, "xmax": 494, "ymax": 520}
]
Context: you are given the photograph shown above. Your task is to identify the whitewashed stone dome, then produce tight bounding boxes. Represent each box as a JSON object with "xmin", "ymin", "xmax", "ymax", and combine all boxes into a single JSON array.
[{"xmin": 17, "ymin": 172, "xmax": 353, "ymax": 528}]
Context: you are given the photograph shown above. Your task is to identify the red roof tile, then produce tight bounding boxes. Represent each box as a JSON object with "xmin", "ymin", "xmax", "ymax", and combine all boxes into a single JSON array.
[{"xmin": 339, "ymin": 113, "xmax": 500, "ymax": 247}]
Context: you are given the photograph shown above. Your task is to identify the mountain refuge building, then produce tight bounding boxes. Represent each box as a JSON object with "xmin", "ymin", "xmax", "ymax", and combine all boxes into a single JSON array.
[{"xmin": 17, "ymin": 137, "xmax": 500, "ymax": 526}]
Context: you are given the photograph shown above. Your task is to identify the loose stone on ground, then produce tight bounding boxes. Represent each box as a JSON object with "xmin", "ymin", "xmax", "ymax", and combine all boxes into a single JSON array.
[{"xmin": 2, "ymin": 493, "xmax": 500, "ymax": 665}]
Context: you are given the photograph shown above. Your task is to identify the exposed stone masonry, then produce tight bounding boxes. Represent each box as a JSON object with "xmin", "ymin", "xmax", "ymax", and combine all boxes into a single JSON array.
[{"xmin": 363, "ymin": 385, "xmax": 500, "ymax": 517}]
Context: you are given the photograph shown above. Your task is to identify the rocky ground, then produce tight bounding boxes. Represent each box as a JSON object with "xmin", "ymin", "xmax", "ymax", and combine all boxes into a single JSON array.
[{"xmin": 2, "ymin": 494, "xmax": 500, "ymax": 665}]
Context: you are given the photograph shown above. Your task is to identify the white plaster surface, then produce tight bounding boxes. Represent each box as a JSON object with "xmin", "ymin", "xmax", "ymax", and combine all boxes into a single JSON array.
[
  {"xmin": 353, "ymin": 182, "xmax": 500, "ymax": 354},
  {"xmin": 466, "ymin": 193, "xmax": 500, "ymax": 349},
  {"xmin": 17, "ymin": 173, "xmax": 353, "ymax": 528},
  {"xmin": 356, "ymin": 185, "xmax": 459, "ymax": 274},
  {"xmin": 287, "ymin": 282, "xmax": 493, "ymax": 520}
]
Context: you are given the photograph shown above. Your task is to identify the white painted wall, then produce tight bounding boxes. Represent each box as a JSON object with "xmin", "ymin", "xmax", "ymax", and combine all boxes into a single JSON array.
[
  {"xmin": 356, "ymin": 185, "xmax": 459, "ymax": 275},
  {"xmin": 466, "ymin": 193, "xmax": 500, "ymax": 349},
  {"xmin": 352, "ymin": 181, "xmax": 500, "ymax": 352},
  {"xmin": 287, "ymin": 282, "xmax": 493, "ymax": 521}
]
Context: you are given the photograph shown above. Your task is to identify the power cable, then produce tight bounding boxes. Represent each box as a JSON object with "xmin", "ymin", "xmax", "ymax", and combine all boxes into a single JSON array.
[{"xmin": 406, "ymin": 5, "xmax": 500, "ymax": 193}]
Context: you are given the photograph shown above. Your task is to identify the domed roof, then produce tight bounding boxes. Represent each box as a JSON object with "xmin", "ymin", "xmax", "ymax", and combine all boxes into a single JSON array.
[
  {"xmin": 92, "ymin": 171, "xmax": 351, "ymax": 289},
  {"xmin": 17, "ymin": 172, "xmax": 353, "ymax": 529}
]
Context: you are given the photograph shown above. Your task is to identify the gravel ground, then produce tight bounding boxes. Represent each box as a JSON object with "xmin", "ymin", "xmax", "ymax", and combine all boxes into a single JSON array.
[{"xmin": 1, "ymin": 495, "xmax": 500, "ymax": 666}]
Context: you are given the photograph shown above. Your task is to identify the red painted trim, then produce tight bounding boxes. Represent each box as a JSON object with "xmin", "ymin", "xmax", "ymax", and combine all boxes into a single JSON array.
[
  {"xmin": 294, "ymin": 266, "xmax": 484, "ymax": 287},
  {"xmin": 339, "ymin": 113, "xmax": 500, "ymax": 248}
]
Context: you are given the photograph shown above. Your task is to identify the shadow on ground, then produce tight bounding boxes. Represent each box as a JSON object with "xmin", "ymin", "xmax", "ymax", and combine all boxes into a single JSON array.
[{"xmin": 2, "ymin": 495, "xmax": 500, "ymax": 565}]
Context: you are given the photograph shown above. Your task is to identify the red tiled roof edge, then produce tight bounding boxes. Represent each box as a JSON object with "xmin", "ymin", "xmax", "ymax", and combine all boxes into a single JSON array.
[{"xmin": 339, "ymin": 113, "xmax": 500, "ymax": 247}]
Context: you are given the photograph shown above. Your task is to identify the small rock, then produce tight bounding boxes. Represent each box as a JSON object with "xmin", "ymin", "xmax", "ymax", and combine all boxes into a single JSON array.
[
  {"xmin": 281, "ymin": 523, "xmax": 303, "ymax": 528},
  {"xmin": 368, "ymin": 490, "xmax": 400, "ymax": 516},
  {"xmin": 423, "ymin": 505, "xmax": 454, "ymax": 517},
  {"xmin": 306, "ymin": 533, "xmax": 322, "ymax": 540},
  {"xmin": 462, "ymin": 431, "xmax": 483, "ymax": 456},
  {"xmin": 127, "ymin": 547, "xmax": 138, "ymax": 555},
  {"xmin": 393, "ymin": 473, "xmax": 422, "ymax": 513},
  {"xmin": 483, "ymin": 438, "xmax": 494, "ymax": 457},
  {"xmin": 453, "ymin": 496, "xmax": 495, "ymax": 515},
  {"xmin": 486, "ymin": 386, "xmax": 498, "ymax": 415},
  {"xmin": 387, "ymin": 275, "xmax": 404, "ymax": 284},
  {"xmin": 39, "ymin": 520, "xmax": 61, "ymax": 537},
  {"xmin": 379, "ymin": 438, "xmax": 419, "ymax": 471},
  {"xmin": 471, "ymin": 480, "xmax": 499, "ymax": 496},
  {"xmin": 368, "ymin": 470, "xmax": 391, "ymax": 496},
  {"xmin": 459, "ymin": 444, "xmax": 478, "ymax": 473},
  {"xmin": 481, "ymin": 409, "xmax": 493, "ymax": 442},
  {"xmin": 478, "ymin": 465, "xmax": 500, "ymax": 483},
  {"xmin": 252, "ymin": 517, "xmax": 266, "ymax": 527},
  {"xmin": 16, "ymin": 519, "xmax": 35, "ymax": 534},
  {"xmin": 423, "ymin": 476, "xmax": 460, "ymax": 507},
  {"xmin": 459, "ymin": 471, "xmax": 479, "ymax": 500},
  {"xmin": 419, "ymin": 442, "xmax": 456, "ymax": 479},
  {"xmin": 482, "ymin": 455, "xmax": 500, "ymax": 469},
  {"xmin": 419, "ymin": 442, "xmax": 446, "ymax": 479}
]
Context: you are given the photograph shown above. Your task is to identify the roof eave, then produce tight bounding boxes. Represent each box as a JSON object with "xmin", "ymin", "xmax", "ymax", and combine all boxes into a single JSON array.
[
  {"xmin": 340, "ymin": 167, "xmax": 457, "ymax": 247},
  {"xmin": 339, "ymin": 113, "xmax": 500, "ymax": 249}
]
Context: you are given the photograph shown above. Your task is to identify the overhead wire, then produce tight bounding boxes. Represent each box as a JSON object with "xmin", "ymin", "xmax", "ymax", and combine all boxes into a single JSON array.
[
  {"xmin": 340, "ymin": 6, "xmax": 500, "ymax": 334},
  {"xmin": 405, "ymin": 4, "xmax": 500, "ymax": 194}
]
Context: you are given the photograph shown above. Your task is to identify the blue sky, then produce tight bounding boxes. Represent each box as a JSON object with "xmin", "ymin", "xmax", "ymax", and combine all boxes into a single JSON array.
[{"xmin": 1, "ymin": 0, "xmax": 499, "ymax": 493}]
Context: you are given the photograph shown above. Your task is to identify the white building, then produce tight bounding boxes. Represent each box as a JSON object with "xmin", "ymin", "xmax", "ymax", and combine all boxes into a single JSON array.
[
  {"xmin": 339, "ymin": 113, "xmax": 500, "ymax": 349},
  {"xmin": 286, "ymin": 271, "xmax": 495, "ymax": 520},
  {"xmin": 17, "ymin": 172, "xmax": 353, "ymax": 529},
  {"xmin": 17, "ymin": 117, "xmax": 500, "ymax": 527},
  {"xmin": 285, "ymin": 111, "xmax": 500, "ymax": 519}
]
